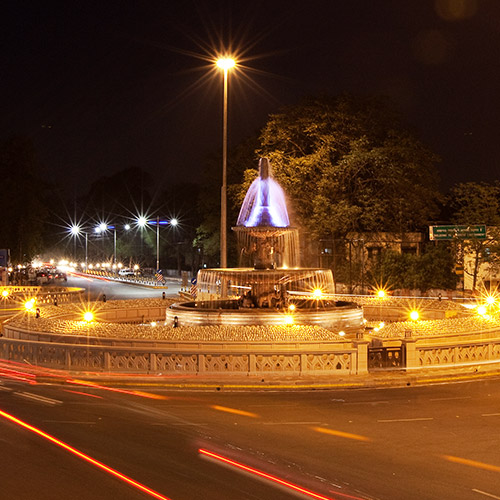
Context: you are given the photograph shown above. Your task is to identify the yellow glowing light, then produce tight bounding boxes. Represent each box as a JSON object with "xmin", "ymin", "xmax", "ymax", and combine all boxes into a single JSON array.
[
  {"xmin": 409, "ymin": 310, "xmax": 419, "ymax": 321},
  {"xmin": 377, "ymin": 290, "xmax": 386, "ymax": 298},
  {"xmin": 216, "ymin": 57, "xmax": 236, "ymax": 70},
  {"xmin": 378, "ymin": 321, "xmax": 385, "ymax": 329},
  {"xmin": 338, "ymin": 331, "xmax": 346, "ymax": 337},
  {"xmin": 150, "ymin": 321, "xmax": 157, "ymax": 327},
  {"xmin": 284, "ymin": 315, "xmax": 294, "ymax": 325},
  {"xmin": 312, "ymin": 289, "xmax": 323, "ymax": 298},
  {"xmin": 24, "ymin": 299, "xmax": 35, "ymax": 311},
  {"xmin": 477, "ymin": 305, "xmax": 487, "ymax": 316},
  {"xmin": 288, "ymin": 304, "xmax": 296, "ymax": 312},
  {"xmin": 83, "ymin": 311, "xmax": 94, "ymax": 322},
  {"xmin": 1, "ymin": 290, "xmax": 9, "ymax": 298},
  {"xmin": 485, "ymin": 296, "xmax": 496, "ymax": 305}
]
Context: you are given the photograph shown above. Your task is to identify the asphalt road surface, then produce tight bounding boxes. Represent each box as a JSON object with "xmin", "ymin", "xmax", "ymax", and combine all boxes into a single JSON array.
[
  {"xmin": 65, "ymin": 273, "xmax": 183, "ymax": 301},
  {"xmin": 1, "ymin": 365, "xmax": 500, "ymax": 500}
]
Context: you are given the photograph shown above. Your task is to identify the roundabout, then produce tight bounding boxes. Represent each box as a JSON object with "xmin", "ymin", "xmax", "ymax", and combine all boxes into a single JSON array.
[{"xmin": 2, "ymin": 286, "xmax": 500, "ymax": 383}]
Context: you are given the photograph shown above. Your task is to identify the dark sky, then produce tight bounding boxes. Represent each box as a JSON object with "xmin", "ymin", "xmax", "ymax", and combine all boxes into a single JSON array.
[{"xmin": 2, "ymin": 0, "xmax": 499, "ymax": 196}]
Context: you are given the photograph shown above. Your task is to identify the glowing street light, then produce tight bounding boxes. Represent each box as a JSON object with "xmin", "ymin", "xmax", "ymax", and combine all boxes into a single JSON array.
[
  {"xmin": 409, "ymin": 310, "xmax": 419, "ymax": 321},
  {"xmin": 137, "ymin": 216, "xmax": 148, "ymax": 228},
  {"xmin": 216, "ymin": 56, "xmax": 236, "ymax": 270},
  {"xmin": 83, "ymin": 311, "xmax": 94, "ymax": 322},
  {"xmin": 24, "ymin": 298, "xmax": 35, "ymax": 311},
  {"xmin": 477, "ymin": 304, "xmax": 487, "ymax": 317}
]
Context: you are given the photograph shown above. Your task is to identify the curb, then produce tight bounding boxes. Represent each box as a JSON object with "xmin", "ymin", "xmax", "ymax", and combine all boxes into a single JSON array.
[{"xmin": 31, "ymin": 364, "xmax": 500, "ymax": 392}]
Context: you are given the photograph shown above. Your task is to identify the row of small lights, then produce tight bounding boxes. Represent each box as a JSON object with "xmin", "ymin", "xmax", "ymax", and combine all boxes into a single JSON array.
[{"xmin": 70, "ymin": 217, "xmax": 178, "ymax": 236}]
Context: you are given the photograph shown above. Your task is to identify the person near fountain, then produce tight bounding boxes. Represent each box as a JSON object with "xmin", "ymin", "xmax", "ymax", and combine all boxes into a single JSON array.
[{"xmin": 241, "ymin": 290, "xmax": 255, "ymax": 308}]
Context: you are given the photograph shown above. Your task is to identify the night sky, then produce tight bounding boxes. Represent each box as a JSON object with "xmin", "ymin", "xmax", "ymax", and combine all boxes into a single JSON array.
[{"xmin": 2, "ymin": 0, "xmax": 499, "ymax": 196}]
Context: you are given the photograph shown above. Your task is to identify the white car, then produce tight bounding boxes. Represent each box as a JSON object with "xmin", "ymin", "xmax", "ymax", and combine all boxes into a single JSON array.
[{"xmin": 118, "ymin": 268, "xmax": 135, "ymax": 276}]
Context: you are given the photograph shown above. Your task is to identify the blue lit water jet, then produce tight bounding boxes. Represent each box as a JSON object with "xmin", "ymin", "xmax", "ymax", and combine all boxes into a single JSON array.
[{"xmin": 237, "ymin": 158, "xmax": 290, "ymax": 228}]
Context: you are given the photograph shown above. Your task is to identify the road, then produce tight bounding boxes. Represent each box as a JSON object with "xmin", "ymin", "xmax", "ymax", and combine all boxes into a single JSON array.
[
  {"xmin": 1, "ymin": 364, "xmax": 500, "ymax": 500},
  {"xmin": 65, "ymin": 273, "xmax": 183, "ymax": 301}
]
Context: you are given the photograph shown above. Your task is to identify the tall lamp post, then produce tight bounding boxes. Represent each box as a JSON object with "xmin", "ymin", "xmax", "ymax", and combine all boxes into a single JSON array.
[
  {"xmin": 69, "ymin": 225, "xmax": 80, "ymax": 260},
  {"xmin": 69, "ymin": 224, "xmax": 88, "ymax": 271},
  {"xmin": 142, "ymin": 217, "xmax": 178, "ymax": 271},
  {"xmin": 216, "ymin": 57, "xmax": 235, "ymax": 269}
]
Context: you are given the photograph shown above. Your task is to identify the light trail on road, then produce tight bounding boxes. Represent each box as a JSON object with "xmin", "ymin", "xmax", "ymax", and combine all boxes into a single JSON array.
[
  {"xmin": 0, "ymin": 408, "xmax": 173, "ymax": 500},
  {"xmin": 199, "ymin": 448, "xmax": 365, "ymax": 500},
  {"xmin": 442, "ymin": 454, "xmax": 500, "ymax": 473},
  {"xmin": 210, "ymin": 404, "xmax": 258, "ymax": 418},
  {"xmin": 312, "ymin": 426, "xmax": 371, "ymax": 442},
  {"xmin": 66, "ymin": 378, "xmax": 168, "ymax": 400}
]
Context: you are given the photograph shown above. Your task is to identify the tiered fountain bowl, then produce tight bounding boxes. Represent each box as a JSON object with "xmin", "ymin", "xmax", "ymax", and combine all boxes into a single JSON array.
[{"xmin": 167, "ymin": 158, "xmax": 363, "ymax": 334}]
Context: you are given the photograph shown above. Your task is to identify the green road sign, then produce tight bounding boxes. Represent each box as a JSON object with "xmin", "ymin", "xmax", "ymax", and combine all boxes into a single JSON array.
[{"xmin": 429, "ymin": 225, "xmax": 486, "ymax": 241}]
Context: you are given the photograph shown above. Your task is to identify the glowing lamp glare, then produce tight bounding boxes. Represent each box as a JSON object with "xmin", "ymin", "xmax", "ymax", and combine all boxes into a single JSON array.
[
  {"xmin": 410, "ymin": 310, "xmax": 419, "ymax": 321},
  {"xmin": 216, "ymin": 57, "xmax": 236, "ymax": 70},
  {"xmin": 25, "ymin": 299, "xmax": 35, "ymax": 311},
  {"xmin": 83, "ymin": 311, "xmax": 94, "ymax": 322}
]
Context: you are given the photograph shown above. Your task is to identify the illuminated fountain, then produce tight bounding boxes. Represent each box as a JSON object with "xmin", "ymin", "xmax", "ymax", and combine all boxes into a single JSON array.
[{"xmin": 167, "ymin": 158, "xmax": 363, "ymax": 333}]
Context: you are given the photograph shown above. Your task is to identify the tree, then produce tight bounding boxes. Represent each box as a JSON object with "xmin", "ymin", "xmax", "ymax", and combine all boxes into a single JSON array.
[
  {"xmin": 195, "ymin": 135, "xmax": 260, "ymax": 267},
  {"xmin": 448, "ymin": 181, "xmax": 500, "ymax": 291},
  {"xmin": 253, "ymin": 94, "xmax": 441, "ymax": 243},
  {"xmin": 0, "ymin": 136, "xmax": 50, "ymax": 262},
  {"xmin": 368, "ymin": 245, "xmax": 457, "ymax": 293}
]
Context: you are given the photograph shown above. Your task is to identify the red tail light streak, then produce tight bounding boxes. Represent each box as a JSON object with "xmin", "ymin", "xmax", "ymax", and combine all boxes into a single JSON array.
[
  {"xmin": 0, "ymin": 409, "xmax": 172, "ymax": 500},
  {"xmin": 199, "ymin": 448, "xmax": 365, "ymax": 500}
]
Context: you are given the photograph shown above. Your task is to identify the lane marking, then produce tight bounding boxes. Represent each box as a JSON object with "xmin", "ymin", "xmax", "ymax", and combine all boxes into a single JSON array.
[
  {"xmin": 263, "ymin": 421, "xmax": 322, "ymax": 425},
  {"xmin": 312, "ymin": 426, "xmax": 371, "ymax": 442},
  {"xmin": 43, "ymin": 420, "xmax": 97, "ymax": 425},
  {"xmin": 429, "ymin": 396, "xmax": 472, "ymax": 401},
  {"xmin": 442, "ymin": 455, "xmax": 500, "ymax": 473},
  {"xmin": 343, "ymin": 401, "xmax": 389, "ymax": 405},
  {"xmin": 211, "ymin": 405, "xmax": 258, "ymax": 418},
  {"xmin": 14, "ymin": 392, "xmax": 62, "ymax": 406},
  {"xmin": 199, "ymin": 448, "xmax": 364, "ymax": 499},
  {"xmin": 377, "ymin": 417, "xmax": 433, "ymax": 423},
  {"xmin": 0, "ymin": 409, "xmax": 172, "ymax": 500},
  {"xmin": 473, "ymin": 489, "xmax": 500, "ymax": 499},
  {"xmin": 482, "ymin": 413, "xmax": 500, "ymax": 417}
]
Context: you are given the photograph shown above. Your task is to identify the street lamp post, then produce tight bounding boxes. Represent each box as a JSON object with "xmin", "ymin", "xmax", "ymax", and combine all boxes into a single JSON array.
[
  {"xmin": 156, "ymin": 216, "xmax": 160, "ymax": 271},
  {"xmin": 142, "ymin": 217, "xmax": 178, "ymax": 272},
  {"xmin": 113, "ymin": 228, "xmax": 117, "ymax": 265},
  {"xmin": 216, "ymin": 57, "xmax": 235, "ymax": 269}
]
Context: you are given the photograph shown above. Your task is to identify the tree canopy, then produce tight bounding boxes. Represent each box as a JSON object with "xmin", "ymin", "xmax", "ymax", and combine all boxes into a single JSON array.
[
  {"xmin": 248, "ymin": 94, "xmax": 441, "ymax": 240},
  {"xmin": 0, "ymin": 136, "xmax": 50, "ymax": 261}
]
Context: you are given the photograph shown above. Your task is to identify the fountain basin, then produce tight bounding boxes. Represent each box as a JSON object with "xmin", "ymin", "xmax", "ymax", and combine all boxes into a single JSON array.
[{"xmin": 166, "ymin": 299, "xmax": 363, "ymax": 333}]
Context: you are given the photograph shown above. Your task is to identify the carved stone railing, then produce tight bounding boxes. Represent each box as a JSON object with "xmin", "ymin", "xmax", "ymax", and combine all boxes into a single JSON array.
[
  {"xmin": 405, "ymin": 336, "xmax": 500, "ymax": 370},
  {"xmin": 0, "ymin": 302, "xmax": 368, "ymax": 375},
  {"xmin": 0, "ymin": 331, "xmax": 365, "ymax": 376},
  {"xmin": 0, "ymin": 286, "xmax": 84, "ymax": 305}
]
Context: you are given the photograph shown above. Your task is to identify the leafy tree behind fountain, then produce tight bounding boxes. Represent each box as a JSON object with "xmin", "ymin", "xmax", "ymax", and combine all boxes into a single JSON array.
[{"xmin": 234, "ymin": 94, "xmax": 442, "ymax": 288}]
